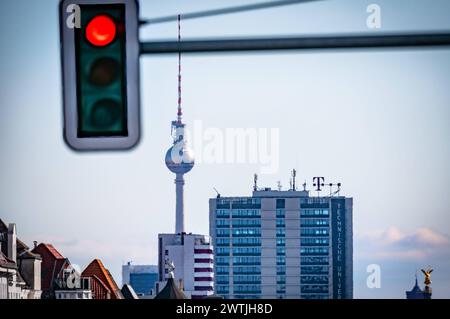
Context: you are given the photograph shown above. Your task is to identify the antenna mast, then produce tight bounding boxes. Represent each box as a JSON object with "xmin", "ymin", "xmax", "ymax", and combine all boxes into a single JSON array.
[{"xmin": 177, "ymin": 14, "xmax": 183, "ymax": 124}]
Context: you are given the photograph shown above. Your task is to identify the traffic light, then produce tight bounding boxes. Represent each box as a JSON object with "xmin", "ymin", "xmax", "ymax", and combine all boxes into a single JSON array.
[{"xmin": 60, "ymin": 0, "xmax": 140, "ymax": 151}]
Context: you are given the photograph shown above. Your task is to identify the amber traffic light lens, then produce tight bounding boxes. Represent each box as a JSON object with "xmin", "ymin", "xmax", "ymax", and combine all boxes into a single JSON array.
[{"xmin": 89, "ymin": 57, "xmax": 119, "ymax": 86}]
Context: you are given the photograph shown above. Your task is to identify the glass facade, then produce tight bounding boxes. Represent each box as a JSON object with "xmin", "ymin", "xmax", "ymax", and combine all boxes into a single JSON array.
[{"xmin": 211, "ymin": 194, "xmax": 351, "ymax": 299}]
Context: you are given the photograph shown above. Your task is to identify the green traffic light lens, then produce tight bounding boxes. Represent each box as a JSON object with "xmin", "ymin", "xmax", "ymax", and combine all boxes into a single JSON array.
[
  {"xmin": 89, "ymin": 57, "xmax": 120, "ymax": 86},
  {"xmin": 90, "ymin": 99, "xmax": 121, "ymax": 129}
]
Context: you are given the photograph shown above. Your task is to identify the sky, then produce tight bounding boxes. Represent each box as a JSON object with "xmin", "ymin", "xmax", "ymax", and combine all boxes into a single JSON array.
[{"xmin": 0, "ymin": 0, "xmax": 449, "ymax": 298}]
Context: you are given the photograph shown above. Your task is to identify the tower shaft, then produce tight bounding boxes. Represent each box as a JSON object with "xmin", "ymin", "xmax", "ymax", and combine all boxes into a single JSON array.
[{"xmin": 175, "ymin": 173, "xmax": 185, "ymax": 234}]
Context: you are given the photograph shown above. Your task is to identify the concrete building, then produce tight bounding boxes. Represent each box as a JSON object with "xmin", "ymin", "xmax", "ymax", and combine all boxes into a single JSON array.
[
  {"xmin": 209, "ymin": 179, "xmax": 353, "ymax": 299},
  {"xmin": 122, "ymin": 262, "xmax": 158, "ymax": 297},
  {"xmin": 157, "ymin": 233, "xmax": 214, "ymax": 298}
]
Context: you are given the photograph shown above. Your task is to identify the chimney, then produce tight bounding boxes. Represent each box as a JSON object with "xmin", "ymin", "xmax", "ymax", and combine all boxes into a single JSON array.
[{"xmin": 7, "ymin": 223, "xmax": 17, "ymax": 263}]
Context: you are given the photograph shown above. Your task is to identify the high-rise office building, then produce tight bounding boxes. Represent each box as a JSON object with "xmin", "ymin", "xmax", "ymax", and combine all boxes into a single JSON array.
[{"xmin": 209, "ymin": 180, "xmax": 353, "ymax": 299}]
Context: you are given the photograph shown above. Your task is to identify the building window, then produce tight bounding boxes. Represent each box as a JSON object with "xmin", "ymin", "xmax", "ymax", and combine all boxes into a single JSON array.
[
  {"xmin": 300, "ymin": 256, "xmax": 329, "ymax": 265},
  {"xmin": 300, "ymin": 218, "xmax": 329, "ymax": 227},
  {"xmin": 216, "ymin": 229, "xmax": 231, "ymax": 237},
  {"xmin": 216, "ymin": 219, "xmax": 231, "ymax": 227},
  {"xmin": 216, "ymin": 275, "xmax": 229, "ymax": 284},
  {"xmin": 216, "ymin": 247, "xmax": 231, "ymax": 256},
  {"xmin": 276, "ymin": 266, "xmax": 285, "ymax": 275},
  {"xmin": 216, "ymin": 266, "xmax": 229, "ymax": 274},
  {"xmin": 276, "ymin": 228, "xmax": 285, "ymax": 237},
  {"xmin": 233, "ymin": 257, "xmax": 261, "ymax": 266},
  {"xmin": 301, "ymin": 209, "xmax": 329, "ymax": 217},
  {"xmin": 301, "ymin": 228, "xmax": 329, "ymax": 236},
  {"xmin": 276, "ymin": 257, "xmax": 286, "ymax": 265},
  {"xmin": 232, "ymin": 228, "xmax": 261, "ymax": 237},
  {"xmin": 276, "ymin": 208, "xmax": 285, "ymax": 218},
  {"xmin": 300, "ymin": 238, "xmax": 329, "ymax": 246},
  {"xmin": 276, "ymin": 247, "xmax": 285, "ymax": 256},
  {"xmin": 233, "ymin": 275, "xmax": 261, "ymax": 284},
  {"xmin": 276, "ymin": 238, "xmax": 285, "ymax": 246},
  {"xmin": 276, "ymin": 218, "xmax": 285, "ymax": 227},
  {"xmin": 232, "ymin": 237, "xmax": 261, "ymax": 246},
  {"xmin": 300, "ymin": 247, "xmax": 329, "ymax": 256},
  {"xmin": 233, "ymin": 247, "xmax": 261, "ymax": 256},
  {"xmin": 216, "ymin": 237, "xmax": 231, "ymax": 246},
  {"xmin": 216, "ymin": 257, "xmax": 230, "ymax": 265},
  {"xmin": 276, "ymin": 199, "xmax": 285, "ymax": 209},
  {"xmin": 216, "ymin": 209, "xmax": 231, "ymax": 217},
  {"xmin": 233, "ymin": 266, "xmax": 261, "ymax": 274},
  {"xmin": 232, "ymin": 219, "xmax": 261, "ymax": 227}
]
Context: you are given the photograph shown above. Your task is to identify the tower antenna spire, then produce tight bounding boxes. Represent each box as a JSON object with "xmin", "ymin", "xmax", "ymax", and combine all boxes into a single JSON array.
[{"xmin": 177, "ymin": 14, "xmax": 183, "ymax": 124}]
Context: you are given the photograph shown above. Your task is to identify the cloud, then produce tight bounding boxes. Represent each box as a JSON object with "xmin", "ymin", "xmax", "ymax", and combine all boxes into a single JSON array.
[{"xmin": 355, "ymin": 227, "xmax": 450, "ymax": 261}]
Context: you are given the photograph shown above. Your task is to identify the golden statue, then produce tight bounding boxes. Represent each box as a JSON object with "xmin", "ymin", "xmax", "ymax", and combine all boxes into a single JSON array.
[{"xmin": 421, "ymin": 267, "xmax": 433, "ymax": 286}]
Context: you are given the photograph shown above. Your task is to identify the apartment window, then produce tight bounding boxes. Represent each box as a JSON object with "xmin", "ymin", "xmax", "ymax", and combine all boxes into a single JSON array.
[{"xmin": 276, "ymin": 238, "xmax": 285, "ymax": 246}]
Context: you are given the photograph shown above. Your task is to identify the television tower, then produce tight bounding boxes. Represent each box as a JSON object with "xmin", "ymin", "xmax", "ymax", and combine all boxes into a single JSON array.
[{"xmin": 165, "ymin": 15, "xmax": 194, "ymax": 234}]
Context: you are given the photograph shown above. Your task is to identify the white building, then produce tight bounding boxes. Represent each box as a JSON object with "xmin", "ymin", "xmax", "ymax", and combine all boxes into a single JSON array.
[
  {"xmin": 0, "ymin": 221, "xmax": 42, "ymax": 299},
  {"xmin": 157, "ymin": 233, "xmax": 214, "ymax": 299}
]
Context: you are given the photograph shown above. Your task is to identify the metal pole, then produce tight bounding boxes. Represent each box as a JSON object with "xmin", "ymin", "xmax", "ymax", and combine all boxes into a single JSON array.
[{"xmin": 140, "ymin": 32, "xmax": 450, "ymax": 54}]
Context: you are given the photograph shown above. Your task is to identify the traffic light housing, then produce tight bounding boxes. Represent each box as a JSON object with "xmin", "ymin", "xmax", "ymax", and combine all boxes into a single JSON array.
[{"xmin": 60, "ymin": 0, "xmax": 140, "ymax": 151}]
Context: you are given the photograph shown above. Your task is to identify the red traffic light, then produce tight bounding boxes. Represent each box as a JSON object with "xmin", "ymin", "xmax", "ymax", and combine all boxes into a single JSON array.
[{"xmin": 86, "ymin": 15, "xmax": 117, "ymax": 47}]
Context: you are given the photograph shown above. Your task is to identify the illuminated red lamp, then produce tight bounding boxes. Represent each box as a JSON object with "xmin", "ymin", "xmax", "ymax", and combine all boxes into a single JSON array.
[{"xmin": 86, "ymin": 15, "xmax": 117, "ymax": 47}]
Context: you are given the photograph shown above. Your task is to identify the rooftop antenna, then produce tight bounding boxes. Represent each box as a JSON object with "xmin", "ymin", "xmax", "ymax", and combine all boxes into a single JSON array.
[
  {"xmin": 253, "ymin": 174, "xmax": 258, "ymax": 191},
  {"xmin": 292, "ymin": 169, "xmax": 297, "ymax": 191},
  {"xmin": 289, "ymin": 178, "xmax": 293, "ymax": 191},
  {"xmin": 302, "ymin": 180, "xmax": 307, "ymax": 191},
  {"xmin": 213, "ymin": 187, "xmax": 221, "ymax": 198},
  {"xmin": 277, "ymin": 181, "xmax": 282, "ymax": 191}
]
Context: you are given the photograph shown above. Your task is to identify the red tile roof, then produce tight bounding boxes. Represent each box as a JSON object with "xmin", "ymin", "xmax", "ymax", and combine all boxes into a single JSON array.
[
  {"xmin": 82, "ymin": 259, "xmax": 122, "ymax": 299},
  {"xmin": 40, "ymin": 244, "xmax": 65, "ymax": 260}
]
